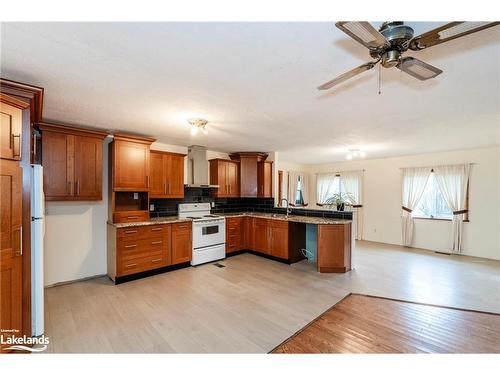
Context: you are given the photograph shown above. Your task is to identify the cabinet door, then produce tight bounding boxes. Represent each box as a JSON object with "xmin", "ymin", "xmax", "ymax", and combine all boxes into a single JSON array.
[
  {"xmin": 0, "ymin": 102, "xmax": 22, "ymax": 160},
  {"xmin": 218, "ymin": 161, "xmax": 228, "ymax": 196},
  {"xmin": 258, "ymin": 162, "xmax": 273, "ymax": 197},
  {"xmin": 317, "ymin": 224, "xmax": 351, "ymax": 272},
  {"xmin": 0, "ymin": 159, "xmax": 23, "ymax": 348},
  {"xmin": 74, "ymin": 135, "xmax": 102, "ymax": 199},
  {"xmin": 254, "ymin": 219, "xmax": 270, "ymax": 254},
  {"xmin": 42, "ymin": 131, "xmax": 73, "ymax": 198},
  {"xmin": 171, "ymin": 222, "xmax": 192, "ymax": 265},
  {"xmin": 149, "ymin": 152, "xmax": 165, "ymax": 197},
  {"xmin": 227, "ymin": 162, "xmax": 239, "ymax": 197},
  {"xmin": 271, "ymin": 226, "xmax": 289, "ymax": 259},
  {"xmin": 242, "ymin": 217, "xmax": 254, "ymax": 249},
  {"xmin": 166, "ymin": 154, "xmax": 184, "ymax": 198},
  {"xmin": 113, "ymin": 140, "xmax": 150, "ymax": 190}
]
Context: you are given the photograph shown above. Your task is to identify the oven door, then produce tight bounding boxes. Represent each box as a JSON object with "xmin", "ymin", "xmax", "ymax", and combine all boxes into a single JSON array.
[{"xmin": 192, "ymin": 220, "xmax": 225, "ymax": 249}]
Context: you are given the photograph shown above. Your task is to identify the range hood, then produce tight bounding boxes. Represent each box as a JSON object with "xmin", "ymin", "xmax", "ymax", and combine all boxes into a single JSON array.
[{"xmin": 185, "ymin": 145, "xmax": 219, "ymax": 188}]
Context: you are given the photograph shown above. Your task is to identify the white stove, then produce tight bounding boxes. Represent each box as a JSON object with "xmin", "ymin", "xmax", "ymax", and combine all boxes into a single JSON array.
[{"xmin": 178, "ymin": 203, "xmax": 226, "ymax": 266}]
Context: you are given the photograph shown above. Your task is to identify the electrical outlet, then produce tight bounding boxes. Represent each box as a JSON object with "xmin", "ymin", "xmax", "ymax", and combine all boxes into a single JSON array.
[
  {"xmin": 211, "ymin": 201, "xmax": 215, "ymax": 208},
  {"xmin": 133, "ymin": 193, "xmax": 138, "ymax": 199},
  {"xmin": 150, "ymin": 204, "xmax": 154, "ymax": 211}
]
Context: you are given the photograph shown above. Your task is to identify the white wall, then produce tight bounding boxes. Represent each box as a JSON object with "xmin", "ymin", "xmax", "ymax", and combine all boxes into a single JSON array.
[
  {"xmin": 44, "ymin": 138, "xmax": 111, "ymax": 286},
  {"xmin": 43, "ymin": 141, "xmax": 230, "ymax": 286},
  {"xmin": 301, "ymin": 146, "xmax": 500, "ymax": 260}
]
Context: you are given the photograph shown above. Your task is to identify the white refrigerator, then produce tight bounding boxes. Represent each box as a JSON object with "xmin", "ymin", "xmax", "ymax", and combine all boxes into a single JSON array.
[{"xmin": 31, "ymin": 164, "xmax": 45, "ymax": 337}]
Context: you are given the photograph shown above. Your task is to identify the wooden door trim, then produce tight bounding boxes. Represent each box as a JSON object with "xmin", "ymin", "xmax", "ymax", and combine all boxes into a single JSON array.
[
  {"xmin": 0, "ymin": 93, "xmax": 31, "ymax": 109},
  {"xmin": 0, "ymin": 78, "xmax": 44, "ymax": 122}
]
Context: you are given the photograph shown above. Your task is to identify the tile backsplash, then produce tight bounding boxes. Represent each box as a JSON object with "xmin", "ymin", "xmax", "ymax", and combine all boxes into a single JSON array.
[{"xmin": 150, "ymin": 187, "xmax": 352, "ymax": 220}]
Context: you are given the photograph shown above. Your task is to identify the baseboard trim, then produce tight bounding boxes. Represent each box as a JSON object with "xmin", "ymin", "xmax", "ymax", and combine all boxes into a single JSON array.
[{"xmin": 44, "ymin": 274, "xmax": 107, "ymax": 288}]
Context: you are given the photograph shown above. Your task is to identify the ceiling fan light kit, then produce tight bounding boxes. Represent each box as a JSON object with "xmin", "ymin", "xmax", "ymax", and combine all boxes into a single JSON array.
[{"xmin": 319, "ymin": 21, "xmax": 500, "ymax": 91}]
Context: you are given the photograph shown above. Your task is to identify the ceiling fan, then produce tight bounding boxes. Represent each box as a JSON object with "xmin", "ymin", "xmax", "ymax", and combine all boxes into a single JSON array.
[{"xmin": 318, "ymin": 21, "xmax": 500, "ymax": 90}]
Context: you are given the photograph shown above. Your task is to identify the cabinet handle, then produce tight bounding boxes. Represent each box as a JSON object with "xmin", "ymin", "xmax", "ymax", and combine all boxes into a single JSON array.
[
  {"xmin": 124, "ymin": 263, "xmax": 137, "ymax": 268},
  {"xmin": 151, "ymin": 241, "xmax": 163, "ymax": 245},
  {"xmin": 146, "ymin": 175, "xmax": 149, "ymax": 187},
  {"xmin": 124, "ymin": 244, "xmax": 137, "ymax": 248},
  {"xmin": 67, "ymin": 181, "xmax": 72, "ymax": 195},
  {"xmin": 127, "ymin": 216, "xmax": 139, "ymax": 219},
  {"xmin": 15, "ymin": 227, "xmax": 22, "ymax": 256},
  {"xmin": 164, "ymin": 182, "xmax": 167, "ymax": 194},
  {"xmin": 167, "ymin": 182, "xmax": 170, "ymax": 194},
  {"xmin": 124, "ymin": 230, "xmax": 138, "ymax": 234},
  {"xmin": 75, "ymin": 180, "xmax": 80, "ymax": 196},
  {"xmin": 151, "ymin": 258, "xmax": 162, "ymax": 263},
  {"xmin": 12, "ymin": 134, "xmax": 21, "ymax": 158},
  {"xmin": 151, "ymin": 228, "xmax": 162, "ymax": 232}
]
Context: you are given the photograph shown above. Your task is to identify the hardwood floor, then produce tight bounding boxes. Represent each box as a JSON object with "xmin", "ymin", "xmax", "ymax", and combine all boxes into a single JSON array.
[
  {"xmin": 271, "ymin": 294, "xmax": 500, "ymax": 353},
  {"xmin": 43, "ymin": 241, "xmax": 500, "ymax": 353}
]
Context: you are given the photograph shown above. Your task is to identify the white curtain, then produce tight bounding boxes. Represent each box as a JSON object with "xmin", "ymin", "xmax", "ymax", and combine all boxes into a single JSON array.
[
  {"xmin": 433, "ymin": 164, "xmax": 471, "ymax": 253},
  {"xmin": 401, "ymin": 167, "xmax": 431, "ymax": 246},
  {"xmin": 299, "ymin": 173, "xmax": 309, "ymax": 206},
  {"xmin": 281, "ymin": 171, "xmax": 288, "ymax": 205},
  {"xmin": 342, "ymin": 170, "xmax": 364, "ymax": 240},
  {"xmin": 288, "ymin": 171, "xmax": 299, "ymax": 205},
  {"xmin": 316, "ymin": 173, "xmax": 337, "ymax": 204},
  {"xmin": 288, "ymin": 171, "xmax": 309, "ymax": 206}
]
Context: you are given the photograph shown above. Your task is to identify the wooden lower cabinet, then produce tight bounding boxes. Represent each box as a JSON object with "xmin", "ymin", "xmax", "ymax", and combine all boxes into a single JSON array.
[
  {"xmin": 226, "ymin": 217, "xmax": 243, "ymax": 253},
  {"xmin": 235, "ymin": 217, "xmax": 289, "ymax": 260},
  {"xmin": 107, "ymin": 222, "xmax": 192, "ymax": 280},
  {"xmin": 317, "ymin": 223, "xmax": 352, "ymax": 273},
  {"xmin": 171, "ymin": 222, "xmax": 192, "ymax": 265}
]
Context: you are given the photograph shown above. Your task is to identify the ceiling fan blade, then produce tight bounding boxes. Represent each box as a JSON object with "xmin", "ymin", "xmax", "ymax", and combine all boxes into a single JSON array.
[
  {"xmin": 317, "ymin": 62, "xmax": 377, "ymax": 90},
  {"xmin": 398, "ymin": 57, "xmax": 443, "ymax": 81},
  {"xmin": 409, "ymin": 21, "xmax": 500, "ymax": 50},
  {"xmin": 336, "ymin": 22, "xmax": 388, "ymax": 50}
]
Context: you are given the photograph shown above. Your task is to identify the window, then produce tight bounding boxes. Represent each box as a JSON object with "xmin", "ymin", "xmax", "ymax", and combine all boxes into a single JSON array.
[
  {"xmin": 316, "ymin": 174, "xmax": 345, "ymax": 204},
  {"xmin": 412, "ymin": 172, "xmax": 455, "ymax": 220},
  {"xmin": 295, "ymin": 175, "xmax": 304, "ymax": 205}
]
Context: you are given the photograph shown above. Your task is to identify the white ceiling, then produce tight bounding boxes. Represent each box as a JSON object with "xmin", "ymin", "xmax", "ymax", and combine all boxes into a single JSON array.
[{"xmin": 1, "ymin": 22, "xmax": 499, "ymax": 164}]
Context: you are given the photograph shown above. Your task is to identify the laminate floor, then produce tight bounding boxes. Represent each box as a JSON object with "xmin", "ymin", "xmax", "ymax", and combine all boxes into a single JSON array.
[
  {"xmin": 43, "ymin": 241, "xmax": 500, "ymax": 353},
  {"xmin": 271, "ymin": 294, "xmax": 500, "ymax": 353}
]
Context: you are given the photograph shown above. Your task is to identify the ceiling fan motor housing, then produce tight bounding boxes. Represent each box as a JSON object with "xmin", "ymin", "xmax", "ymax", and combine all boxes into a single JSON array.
[{"xmin": 375, "ymin": 22, "xmax": 415, "ymax": 68}]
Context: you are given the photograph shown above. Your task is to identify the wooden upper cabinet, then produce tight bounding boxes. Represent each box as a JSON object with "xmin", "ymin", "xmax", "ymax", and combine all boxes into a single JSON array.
[
  {"xmin": 209, "ymin": 159, "xmax": 239, "ymax": 198},
  {"xmin": 229, "ymin": 152, "xmax": 269, "ymax": 197},
  {"xmin": 38, "ymin": 122, "xmax": 107, "ymax": 201},
  {"xmin": 149, "ymin": 150, "xmax": 186, "ymax": 198},
  {"xmin": 258, "ymin": 161, "xmax": 273, "ymax": 198},
  {"xmin": 111, "ymin": 134, "xmax": 155, "ymax": 191},
  {"xmin": 317, "ymin": 223, "xmax": 352, "ymax": 273}
]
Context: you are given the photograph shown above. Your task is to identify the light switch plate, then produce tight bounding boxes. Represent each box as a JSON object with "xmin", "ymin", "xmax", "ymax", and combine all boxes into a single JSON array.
[
  {"xmin": 211, "ymin": 201, "xmax": 215, "ymax": 208},
  {"xmin": 133, "ymin": 193, "xmax": 138, "ymax": 199}
]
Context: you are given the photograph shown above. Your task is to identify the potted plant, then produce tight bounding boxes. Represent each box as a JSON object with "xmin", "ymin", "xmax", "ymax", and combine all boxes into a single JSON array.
[{"xmin": 323, "ymin": 192, "xmax": 355, "ymax": 211}]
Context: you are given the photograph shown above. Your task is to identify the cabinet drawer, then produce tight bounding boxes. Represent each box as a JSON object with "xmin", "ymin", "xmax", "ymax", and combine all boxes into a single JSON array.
[
  {"xmin": 270, "ymin": 219, "xmax": 288, "ymax": 229},
  {"xmin": 226, "ymin": 217, "xmax": 242, "ymax": 226},
  {"xmin": 117, "ymin": 224, "xmax": 169, "ymax": 240},
  {"xmin": 118, "ymin": 237, "xmax": 165, "ymax": 257},
  {"xmin": 113, "ymin": 211, "xmax": 149, "ymax": 223}
]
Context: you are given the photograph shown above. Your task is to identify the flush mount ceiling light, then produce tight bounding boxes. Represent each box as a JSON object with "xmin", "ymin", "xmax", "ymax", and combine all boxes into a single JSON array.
[
  {"xmin": 187, "ymin": 118, "xmax": 208, "ymax": 135},
  {"xmin": 346, "ymin": 148, "xmax": 366, "ymax": 160}
]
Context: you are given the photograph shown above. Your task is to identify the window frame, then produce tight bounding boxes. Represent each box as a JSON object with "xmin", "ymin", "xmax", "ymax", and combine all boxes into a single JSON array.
[{"xmin": 411, "ymin": 171, "xmax": 470, "ymax": 222}]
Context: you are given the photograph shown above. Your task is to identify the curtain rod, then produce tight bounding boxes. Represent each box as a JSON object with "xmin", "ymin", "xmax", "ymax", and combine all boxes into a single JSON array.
[
  {"xmin": 399, "ymin": 162, "xmax": 477, "ymax": 170},
  {"xmin": 314, "ymin": 169, "xmax": 365, "ymax": 175}
]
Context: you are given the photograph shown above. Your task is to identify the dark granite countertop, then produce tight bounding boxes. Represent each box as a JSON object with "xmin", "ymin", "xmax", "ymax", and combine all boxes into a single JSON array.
[
  {"xmin": 221, "ymin": 212, "xmax": 351, "ymax": 225},
  {"xmin": 109, "ymin": 212, "xmax": 351, "ymax": 228}
]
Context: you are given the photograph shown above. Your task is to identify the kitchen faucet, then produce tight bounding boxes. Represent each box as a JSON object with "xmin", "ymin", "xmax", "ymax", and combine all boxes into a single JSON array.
[{"xmin": 281, "ymin": 198, "xmax": 292, "ymax": 218}]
